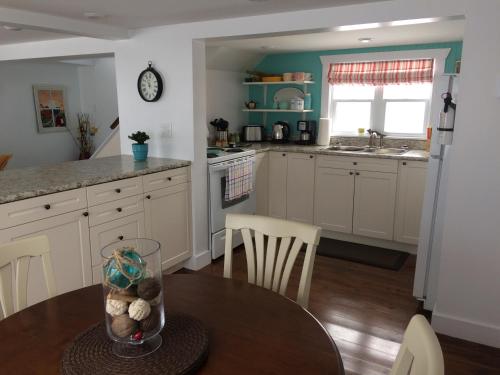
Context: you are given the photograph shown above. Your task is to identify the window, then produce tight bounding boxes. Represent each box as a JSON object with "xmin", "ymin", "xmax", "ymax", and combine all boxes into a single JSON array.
[{"xmin": 330, "ymin": 82, "xmax": 432, "ymax": 137}]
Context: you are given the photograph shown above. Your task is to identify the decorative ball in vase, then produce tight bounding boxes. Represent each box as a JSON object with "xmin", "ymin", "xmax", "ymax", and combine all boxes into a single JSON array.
[
  {"xmin": 128, "ymin": 131, "xmax": 150, "ymax": 161},
  {"xmin": 101, "ymin": 238, "xmax": 165, "ymax": 358}
]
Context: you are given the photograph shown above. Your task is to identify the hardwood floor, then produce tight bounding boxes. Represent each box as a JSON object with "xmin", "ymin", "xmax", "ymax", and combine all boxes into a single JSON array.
[{"xmin": 190, "ymin": 247, "xmax": 500, "ymax": 375}]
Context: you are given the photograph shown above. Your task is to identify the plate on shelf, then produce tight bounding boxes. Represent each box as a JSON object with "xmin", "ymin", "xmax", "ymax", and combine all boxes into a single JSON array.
[{"xmin": 273, "ymin": 87, "xmax": 304, "ymax": 103}]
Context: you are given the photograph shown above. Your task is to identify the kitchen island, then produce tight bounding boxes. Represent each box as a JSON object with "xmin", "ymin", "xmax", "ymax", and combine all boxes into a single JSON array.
[{"xmin": 0, "ymin": 155, "xmax": 192, "ymax": 316}]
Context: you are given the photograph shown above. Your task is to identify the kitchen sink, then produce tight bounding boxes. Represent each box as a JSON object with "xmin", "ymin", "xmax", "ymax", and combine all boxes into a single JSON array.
[
  {"xmin": 328, "ymin": 145, "xmax": 366, "ymax": 152},
  {"xmin": 363, "ymin": 147, "xmax": 408, "ymax": 155}
]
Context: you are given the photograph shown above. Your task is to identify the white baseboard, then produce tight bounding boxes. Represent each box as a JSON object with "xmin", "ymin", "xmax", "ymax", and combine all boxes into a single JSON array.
[
  {"xmin": 321, "ymin": 229, "xmax": 417, "ymax": 254},
  {"xmin": 432, "ymin": 309, "xmax": 500, "ymax": 348},
  {"xmin": 183, "ymin": 250, "xmax": 211, "ymax": 271}
]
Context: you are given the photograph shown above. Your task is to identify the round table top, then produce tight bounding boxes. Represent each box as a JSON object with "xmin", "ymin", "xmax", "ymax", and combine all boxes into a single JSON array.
[{"xmin": 0, "ymin": 274, "xmax": 344, "ymax": 374}]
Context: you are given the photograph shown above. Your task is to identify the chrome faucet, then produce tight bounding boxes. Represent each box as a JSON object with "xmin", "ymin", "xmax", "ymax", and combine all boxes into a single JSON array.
[{"xmin": 367, "ymin": 129, "xmax": 386, "ymax": 148}]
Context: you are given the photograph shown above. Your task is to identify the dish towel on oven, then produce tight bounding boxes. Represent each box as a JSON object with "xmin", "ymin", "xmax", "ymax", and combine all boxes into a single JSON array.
[{"xmin": 225, "ymin": 159, "xmax": 253, "ymax": 201}]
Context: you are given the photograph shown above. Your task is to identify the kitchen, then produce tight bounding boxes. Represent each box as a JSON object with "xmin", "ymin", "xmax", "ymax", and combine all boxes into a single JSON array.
[{"xmin": 205, "ymin": 19, "xmax": 463, "ymax": 311}]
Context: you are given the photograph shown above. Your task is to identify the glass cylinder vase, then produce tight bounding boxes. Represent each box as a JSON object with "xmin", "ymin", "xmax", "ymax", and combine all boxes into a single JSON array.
[{"xmin": 101, "ymin": 238, "xmax": 165, "ymax": 358}]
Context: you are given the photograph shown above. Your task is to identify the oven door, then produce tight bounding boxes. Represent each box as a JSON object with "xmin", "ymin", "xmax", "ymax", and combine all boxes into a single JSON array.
[{"xmin": 208, "ymin": 157, "xmax": 256, "ymax": 235}]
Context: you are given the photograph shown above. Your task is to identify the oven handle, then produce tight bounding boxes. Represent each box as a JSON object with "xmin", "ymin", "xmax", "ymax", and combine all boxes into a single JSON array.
[{"xmin": 209, "ymin": 157, "xmax": 255, "ymax": 172}]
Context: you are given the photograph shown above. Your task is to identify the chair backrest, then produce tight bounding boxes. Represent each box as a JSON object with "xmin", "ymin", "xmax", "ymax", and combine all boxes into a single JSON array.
[
  {"xmin": 390, "ymin": 315, "xmax": 444, "ymax": 375},
  {"xmin": 0, "ymin": 154, "xmax": 12, "ymax": 170},
  {"xmin": 0, "ymin": 236, "xmax": 56, "ymax": 318},
  {"xmin": 223, "ymin": 214, "xmax": 321, "ymax": 308}
]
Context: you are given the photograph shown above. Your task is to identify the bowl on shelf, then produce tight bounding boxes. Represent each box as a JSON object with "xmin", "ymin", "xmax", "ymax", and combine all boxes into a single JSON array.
[{"xmin": 262, "ymin": 76, "xmax": 282, "ymax": 82}]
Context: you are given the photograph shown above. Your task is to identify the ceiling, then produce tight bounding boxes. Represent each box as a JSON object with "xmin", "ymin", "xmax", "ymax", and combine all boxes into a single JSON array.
[
  {"xmin": 0, "ymin": 28, "xmax": 73, "ymax": 45},
  {"xmin": 0, "ymin": 0, "xmax": 377, "ymax": 29},
  {"xmin": 206, "ymin": 18, "xmax": 465, "ymax": 53}
]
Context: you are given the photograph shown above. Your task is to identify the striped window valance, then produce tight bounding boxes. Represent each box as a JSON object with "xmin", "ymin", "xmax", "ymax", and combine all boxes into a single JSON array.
[{"xmin": 328, "ymin": 59, "xmax": 434, "ymax": 86}]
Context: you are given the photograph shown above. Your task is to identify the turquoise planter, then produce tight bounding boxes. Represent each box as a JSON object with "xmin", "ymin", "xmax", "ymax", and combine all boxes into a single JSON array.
[{"xmin": 132, "ymin": 143, "xmax": 148, "ymax": 161}]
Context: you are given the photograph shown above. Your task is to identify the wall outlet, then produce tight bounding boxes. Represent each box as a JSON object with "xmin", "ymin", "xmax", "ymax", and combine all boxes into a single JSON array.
[{"xmin": 161, "ymin": 123, "xmax": 173, "ymax": 138}]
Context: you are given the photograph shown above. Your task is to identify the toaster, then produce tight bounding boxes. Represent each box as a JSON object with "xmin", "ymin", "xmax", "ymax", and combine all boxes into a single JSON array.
[{"xmin": 243, "ymin": 125, "xmax": 264, "ymax": 142}]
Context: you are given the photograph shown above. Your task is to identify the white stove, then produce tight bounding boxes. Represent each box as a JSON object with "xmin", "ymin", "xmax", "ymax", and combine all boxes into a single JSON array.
[{"xmin": 207, "ymin": 147, "xmax": 256, "ymax": 259}]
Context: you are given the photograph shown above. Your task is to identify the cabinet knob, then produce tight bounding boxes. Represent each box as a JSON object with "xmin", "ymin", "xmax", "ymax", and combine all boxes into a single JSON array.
[
  {"xmin": 115, "ymin": 188, "xmax": 121, "ymax": 193},
  {"xmin": 282, "ymin": 153, "xmax": 286, "ymax": 157},
  {"xmin": 309, "ymin": 155, "xmax": 314, "ymax": 159},
  {"xmin": 356, "ymin": 172, "xmax": 360, "ymax": 176},
  {"xmin": 402, "ymin": 162, "xmax": 407, "ymax": 166},
  {"xmin": 82, "ymin": 211, "xmax": 89, "ymax": 217},
  {"xmin": 167, "ymin": 177, "xmax": 172, "ymax": 181},
  {"xmin": 349, "ymin": 171, "xmax": 353, "ymax": 175},
  {"xmin": 116, "ymin": 207, "xmax": 122, "ymax": 212},
  {"xmin": 353, "ymin": 162, "xmax": 357, "ymax": 165},
  {"xmin": 118, "ymin": 235, "xmax": 124, "ymax": 241},
  {"xmin": 146, "ymin": 195, "xmax": 152, "ymax": 200},
  {"xmin": 44, "ymin": 204, "xmax": 51, "ymax": 210}
]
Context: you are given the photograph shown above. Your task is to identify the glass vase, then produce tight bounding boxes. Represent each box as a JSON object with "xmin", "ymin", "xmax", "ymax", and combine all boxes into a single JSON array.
[{"xmin": 101, "ymin": 238, "xmax": 165, "ymax": 358}]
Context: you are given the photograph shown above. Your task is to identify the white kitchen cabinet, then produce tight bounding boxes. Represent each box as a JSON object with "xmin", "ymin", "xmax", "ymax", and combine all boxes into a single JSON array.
[
  {"xmin": 90, "ymin": 213, "xmax": 146, "ymax": 284},
  {"xmin": 268, "ymin": 151, "xmax": 288, "ymax": 219},
  {"xmin": 255, "ymin": 152, "xmax": 269, "ymax": 216},
  {"xmin": 144, "ymin": 183, "xmax": 192, "ymax": 270},
  {"xmin": 314, "ymin": 167, "xmax": 355, "ymax": 233},
  {"xmin": 353, "ymin": 170, "xmax": 397, "ymax": 240},
  {"xmin": 286, "ymin": 153, "xmax": 315, "ymax": 224},
  {"xmin": 395, "ymin": 161, "xmax": 428, "ymax": 244},
  {"xmin": 0, "ymin": 209, "xmax": 91, "ymax": 307}
]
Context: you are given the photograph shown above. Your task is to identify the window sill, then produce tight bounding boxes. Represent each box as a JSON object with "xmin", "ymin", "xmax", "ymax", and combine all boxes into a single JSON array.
[{"xmin": 331, "ymin": 133, "xmax": 426, "ymax": 141}]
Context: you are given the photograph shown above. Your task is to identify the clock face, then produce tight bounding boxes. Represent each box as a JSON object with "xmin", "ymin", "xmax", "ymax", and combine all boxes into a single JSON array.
[{"xmin": 138, "ymin": 67, "xmax": 163, "ymax": 102}]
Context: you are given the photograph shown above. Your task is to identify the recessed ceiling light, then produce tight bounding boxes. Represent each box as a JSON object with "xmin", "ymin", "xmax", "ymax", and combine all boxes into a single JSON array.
[
  {"xmin": 83, "ymin": 12, "xmax": 104, "ymax": 19},
  {"xmin": 358, "ymin": 37, "xmax": 373, "ymax": 43},
  {"xmin": 3, "ymin": 25, "xmax": 23, "ymax": 31}
]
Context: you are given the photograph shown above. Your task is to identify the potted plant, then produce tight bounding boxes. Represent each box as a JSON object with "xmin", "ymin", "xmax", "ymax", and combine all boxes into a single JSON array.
[{"xmin": 128, "ymin": 131, "xmax": 150, "ymax": 161}]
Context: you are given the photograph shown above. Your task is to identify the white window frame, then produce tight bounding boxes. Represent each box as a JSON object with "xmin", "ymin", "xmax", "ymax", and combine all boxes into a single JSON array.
[{"xmin": 320, "ymin": 49, "xmax": 450, "ymax": 139}]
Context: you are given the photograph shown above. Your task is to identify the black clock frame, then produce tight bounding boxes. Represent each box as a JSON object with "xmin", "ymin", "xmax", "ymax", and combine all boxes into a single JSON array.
[{"xmin": 137, "ymin": 61, "xmax": 163, "ymax": 102}]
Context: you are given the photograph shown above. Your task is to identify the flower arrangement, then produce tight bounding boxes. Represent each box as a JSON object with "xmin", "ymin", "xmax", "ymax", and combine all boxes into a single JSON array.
[{"xmin": 70, "ymin": 113, "xmax": 99, "ymax": 160}]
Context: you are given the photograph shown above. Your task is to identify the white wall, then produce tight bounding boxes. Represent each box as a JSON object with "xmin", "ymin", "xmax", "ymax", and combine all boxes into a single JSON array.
[
  {"xmin": 431, "ymin": 0, "xmax": 500, "ymax": 348},
  {"xmin": 206, "ymin": 69, "xmax": 247, "ymax": 143},
  {"xmin": 78, "ymin": 57, "xmax": 119, "ymax": 149},
  {"xmin": 0, "ymin": 61, "xmax": 80, "ymax": 168},
  {"xmin": 6, "ymin": 0, "xmax": 500, "ymax": 348}
]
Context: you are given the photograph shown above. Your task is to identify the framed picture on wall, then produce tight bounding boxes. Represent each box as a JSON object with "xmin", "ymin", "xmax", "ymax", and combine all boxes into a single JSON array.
[{"xmin": 33, "ymin": 85, "xmax": 68, "ymax": 133}]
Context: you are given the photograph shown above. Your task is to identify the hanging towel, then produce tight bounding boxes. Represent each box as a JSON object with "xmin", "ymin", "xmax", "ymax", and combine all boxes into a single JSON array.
[{"xmin": 225, "ymin": 159, "xmax": 254, "ymax": 201}]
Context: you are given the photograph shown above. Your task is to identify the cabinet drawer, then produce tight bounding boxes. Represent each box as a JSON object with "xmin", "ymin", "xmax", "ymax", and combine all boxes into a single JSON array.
[
  {"xmin": 87, "ymin": 177, "xmax": 143, "ymax": 207},
  {"xmin": 143, "ymin": 168, "xmax": 189, "ymax": 193},
  {"xmin": 88, "ymin": 195, "xmax": 144, "ymax": 227},
  {"xmin": 317, "ymin": 155, "xmax": 398, "ymax": 173},
  {"xmin": 89, "ymin": 213, "xmax": 145, "ymax": 267},
  {"xmin": 0, "ymin": 188, "xmax": 87, "ymax": 229}
]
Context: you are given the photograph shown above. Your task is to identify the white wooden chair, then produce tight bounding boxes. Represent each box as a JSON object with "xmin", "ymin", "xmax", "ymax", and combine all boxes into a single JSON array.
[
  {"xmin": 223, "ymin": 214, "xmax": 321, "ymax": 308},
  {"xmin": 0, "ymin": 236, "xmax": 56, "ymax": 319},
  {"xmin": 390, "ymin": 315, "xmax": 444, "ymax": 375}
]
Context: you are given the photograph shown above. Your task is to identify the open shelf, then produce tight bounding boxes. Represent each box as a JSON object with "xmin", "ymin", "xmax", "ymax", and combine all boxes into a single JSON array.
[
  {"xmin": 242, "ymin": 81, "xmax": 315, "ymax": 86},
  {"xmin": 242, "ymin": 109, "xmax": 313, "ymax": 113}
]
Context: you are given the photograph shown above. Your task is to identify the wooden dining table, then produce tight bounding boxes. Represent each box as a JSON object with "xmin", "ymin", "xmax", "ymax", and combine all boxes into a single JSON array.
[{"xmin": 0, "ymin": 274, "xmax": 344, "ymax": 374}]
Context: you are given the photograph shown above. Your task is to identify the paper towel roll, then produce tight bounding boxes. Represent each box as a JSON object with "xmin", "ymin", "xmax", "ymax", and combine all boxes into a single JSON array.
[{"xmin": 317, "ymin": 118, "xmax": 331, "ymax": 146}]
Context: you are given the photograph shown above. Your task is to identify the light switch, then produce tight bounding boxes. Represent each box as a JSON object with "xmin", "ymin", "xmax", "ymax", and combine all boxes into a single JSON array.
[
  {"xmin": 496, "ymin": 75, "xmax": 500, "ymax": 98},
  {"xmin": 161, "ymin": 123, "xmax": 173, "ymax": 138}
]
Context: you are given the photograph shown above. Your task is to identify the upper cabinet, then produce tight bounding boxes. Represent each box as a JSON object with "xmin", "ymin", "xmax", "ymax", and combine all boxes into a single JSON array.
[{"xmin": 394, "ymin": 161, "xmax": 428, "ymax": 244}]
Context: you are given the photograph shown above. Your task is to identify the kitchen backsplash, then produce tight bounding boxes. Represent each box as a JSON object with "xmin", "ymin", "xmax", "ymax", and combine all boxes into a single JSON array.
[{"xmin": 330, "ymin": 136, "xmax": 426, "ymax": 150}]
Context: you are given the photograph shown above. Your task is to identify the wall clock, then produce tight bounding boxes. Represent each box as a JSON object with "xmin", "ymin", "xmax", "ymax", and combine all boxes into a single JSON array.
[{"xmin": 137, "ymin": 61, "xmax": 163, "ymax": 102}]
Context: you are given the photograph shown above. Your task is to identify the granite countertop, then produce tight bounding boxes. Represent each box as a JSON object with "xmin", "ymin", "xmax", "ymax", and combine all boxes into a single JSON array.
[
  {"xmin": 0, "ymin": 155, "xmax": 191, "ymax": 204},
  {"xmin": 245, "ymin": 143, "xmax": 429, "ymax": 161}
]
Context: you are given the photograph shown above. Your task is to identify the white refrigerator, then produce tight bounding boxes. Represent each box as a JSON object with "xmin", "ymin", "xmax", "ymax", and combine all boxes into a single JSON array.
[{"xmin": 413, "ymin": 75, "xmax": 458, "ymax": 310}]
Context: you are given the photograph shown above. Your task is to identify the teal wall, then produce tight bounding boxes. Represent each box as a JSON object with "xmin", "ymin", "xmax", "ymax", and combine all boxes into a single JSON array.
[{"xmin": 248, "ymin": 41, "xmax": 462, "ymax": 137}]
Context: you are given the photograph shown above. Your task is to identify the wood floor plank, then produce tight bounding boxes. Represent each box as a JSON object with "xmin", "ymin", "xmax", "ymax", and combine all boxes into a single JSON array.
[{"xmin": 190, "ymin": 246, "xmax": 500, "ymax": 375}]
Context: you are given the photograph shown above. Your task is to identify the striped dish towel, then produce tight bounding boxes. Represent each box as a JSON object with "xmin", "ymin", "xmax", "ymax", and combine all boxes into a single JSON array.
[{"xmin": 225, "ymin": 159, "xmax": 254, "ymax": 201}]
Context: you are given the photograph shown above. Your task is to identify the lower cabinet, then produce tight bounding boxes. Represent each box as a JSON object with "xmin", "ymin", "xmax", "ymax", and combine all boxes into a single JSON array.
[
  {"xmin": 268, "ymin": 152, "xmax": 288, "ymax": 219},
  {"xmin": 394, "ymin": 161, "xmax": 428, "ymax": 244},
  {"xmin": 314, "ymin": 167, "xmax": 354, "ymax": 233},
  {"xmin": 353, "ymin": 171, "xmax": 397, "ymax": 240},
  {"xmin": 286, "ymin": 153, "xmax": 315, "ymax": 224},
  {"xmin": 90, "ymin": 213, "xmax": 146, "ymax": 284},
  {"xmin": 255, "ymin": 152, "xmax": 269, "ymax": 216},
  {"xmin": 144, "ymin": 183, "xmax": 192, "ymax": 270},
  {"xmin": 0, "ymin": 209, "xmax": 91, "ymax": 306}
]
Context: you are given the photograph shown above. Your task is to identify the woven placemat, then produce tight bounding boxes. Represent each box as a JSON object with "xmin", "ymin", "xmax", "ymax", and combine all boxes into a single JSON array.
[{"xmin": 61, "ymin": 313, "xmax": 209, "ymax": 375}]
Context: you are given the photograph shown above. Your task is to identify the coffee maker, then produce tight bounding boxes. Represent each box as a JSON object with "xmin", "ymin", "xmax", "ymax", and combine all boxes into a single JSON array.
[{"xmin": 295, "ymin": 120, "xmax": 316, "ymax": 145}]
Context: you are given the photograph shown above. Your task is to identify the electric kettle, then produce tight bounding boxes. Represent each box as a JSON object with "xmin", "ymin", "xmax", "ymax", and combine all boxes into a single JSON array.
[{"xmin": 272, "ymin": 121, "xmax": 290, "ymax": 143}]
